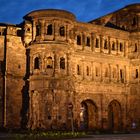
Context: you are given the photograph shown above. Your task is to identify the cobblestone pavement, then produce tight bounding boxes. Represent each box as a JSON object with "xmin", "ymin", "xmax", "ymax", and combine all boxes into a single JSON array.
[{"xmin": 64, "ymin": 134, "xmax": 140, "ymax": 140}]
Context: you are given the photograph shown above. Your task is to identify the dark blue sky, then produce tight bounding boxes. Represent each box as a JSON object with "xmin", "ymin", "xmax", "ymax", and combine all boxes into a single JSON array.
[{"xmin": 0, "ymin": 0, "xmax": 140, "ymax": 24}]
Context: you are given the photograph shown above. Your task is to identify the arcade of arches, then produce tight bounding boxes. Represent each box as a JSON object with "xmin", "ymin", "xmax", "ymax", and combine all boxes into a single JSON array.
[{"xmin": 78, "ymin": 99, "xmax": 123, "ymax": 131}]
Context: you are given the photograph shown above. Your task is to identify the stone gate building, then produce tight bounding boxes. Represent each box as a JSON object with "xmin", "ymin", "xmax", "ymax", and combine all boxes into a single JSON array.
[{"xmin": 0, "ymin": 3, "xmax": 140, "ymax": 132}]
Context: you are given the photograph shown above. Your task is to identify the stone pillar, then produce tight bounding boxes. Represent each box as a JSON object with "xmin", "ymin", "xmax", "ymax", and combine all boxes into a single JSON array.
[
  {"xmin": 91, "ymin": 33, "xmax": 94, "ymax": 52},
  {"xmin": 82, "ymin": 60, "xmax": 84, "ymax": 80},
  {"xmin": 117, "ymin": 64, "xmax": 119, "ymax": 82},
  {"xmin": 67, "ymin": 53, "xmax": 70, "ymax": 76},
  {"xmin": 32, "ymin": 20, "xmax": 36, "ymax": 41},
  {"xmin": 100, "ymin": 35, "xmax": 103, "ymax": 53},
  {"xmin": 137, "ymin": 14, "xmax": 140, "ymax": 29},
  {"xmin": 53, "ymin": 22, "xmax": 56, "ymax": 40},
  {"xmin": 124, "ymin": 65, "xmax": 127, "ymax": 83},
  {"xmin": 91, "ymin": 61, "xmax": 94, "ymax": 81},
  {"xmin": 108, "ymin": 37, "xmax": 111, "ymax": 54},
  {"xmin": 124, "ymin": 41, "xmax": 126, "ymax": 57},
  {"xmin": 109, "ymin": 64, "xmax": 111, "ymax": 82},
  {"xmin": 125, "ymin": 40, "xmax": 129, "ymax": 57},
  {"xmin": 54, "ymin": 21, "xmax": 59, "ymax": 40},
  {"xmin": 40, "ymin": 20, "xmax": 45, "ymax": 41},
  {"xmin": 100, "ymin": 62, "xmax": 103, "ymax": 82},
  {"xmin": 66, "ymin": 24, "xmax": 69, "ymax": 42},
  {"xmin": 54, "ymin": 53, "xmax": 59, "ymax": 77},
  {"xmin": 82, "ymin": 33, "xmax": 85, "ymax": 51},
  {"xmin": 116, "ymin": 39, "xmax": 119, "ymax": 55}
]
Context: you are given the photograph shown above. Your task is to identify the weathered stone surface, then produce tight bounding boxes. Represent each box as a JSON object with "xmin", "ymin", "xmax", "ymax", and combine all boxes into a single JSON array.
[{"xmin": 0, "ymin": 4, "xmax": 140, "ymax": 132}]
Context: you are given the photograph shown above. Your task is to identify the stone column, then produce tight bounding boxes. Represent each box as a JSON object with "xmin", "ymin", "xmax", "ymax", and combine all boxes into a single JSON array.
[
  {"xmin": 116, "ymin": 39, "xmax": 119, "ymax": 55},
  {"xmin": 82, "ymin": 33, "xmax": 85, "ymax": 51},
  {"xmin": 66, "ymin": 24, "xmax": 69, "ymax": 42},
  {"xmin": 91, "ymin": 33, "xmax": 94, "ymax": 52},
  {"xmin": 67, "ymin": 53, "xmax": 70, "ymax": 76},
  {"xmin": 109, "ymin": 64, "xmax": 111, "ymax": 82},
  {"xmin": 108, "ymin": 36, "xmax": 111, "ymax": 54},
  {"xmin": 53, "ymin": 22, "xmax": 56, "ymax": 40},
  {"xmin": 124, "ymin": 65, "xmax": 127, "ymax": 83},
  {"xmin": 137, "ymin": 14, "xmax": 140, "ymax": 29},
  {"xmin": 54, "ymin": 53, "xmax": 59, "ymax": 77},
  {"xmin": 82, "ymin": 60, "xmax": 84, "ymax": 80},
  {"xmin": 100, "ymin": 35, "xmax": 103, "ymax": 53},
  {"xmin": 117, "ymin": 64, "xmax": 119, "ymax": 82},
  {"xmin": 32, "ymin": 20, "xmax": 36, "ymax": 41},
  {"xmin": 91, "ymin": 61, "xmax": 94, "ymax": 81},
  {"xmin": 40, "ymin": 20, "xmax": 45, "ymax": 41},
  {"xmin": 100, "ymin": 62, "xmax": 103, "ymax": 82},
  {"xmin": 54, "ymin": 21, "xmax": 59, "ymax": 40}
]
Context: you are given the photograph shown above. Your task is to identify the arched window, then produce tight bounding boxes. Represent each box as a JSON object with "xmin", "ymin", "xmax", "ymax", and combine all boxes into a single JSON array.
[
  {"xmin": 120, "ymin": 43, "xmax": 123, "ymax": 52},
  {"xmin": 34, "ymin": 57, "xmax": 40, "ymax": 69},
  {"xmin": 77, "ymin": 65, "xmax": 81, "ymax": 75},
  {"xmin": 134, "ymin": 43, "xmax": 138, "ymax": 52},
  {"xmin": 77, "ymin": 35, "xmax": 81, "ymax": 45},
  {"xmin": 59, "ymin": 26, "xmax": 65, "ymax": 36},
  {"xmin": 136, "ymin": 69, "xmax": 138, "ymax": 78},
  {"xmin": 95, "ymin": 38, "xmax": 99, "ymax": 48},
  {"xmin": 36, "ymin": 24, "xmax": 41, "ymax": 36},
  {"xmin": 95, "ymin": 67, "xmax": 99, "ymax": 76},
  {"xmin": 47, "ymin": 57, "xmax": 53, "ymax": 68},
  {"xmin": 60, "ymin": 57, "xmax": 65, "ymax": 69},
  {"xmin": 104, "ymin": 40, "xmax": 107, "ymax": 49},
  {"xmin": 86, "ymin": 37, "xmax": 90, "ymax": 46},
  {"xmin": 112, "ymin": 42, "xmax": 115, "ymax": 50},
  {"xmin": 47, "ymin": 24, "xmax": 52, "ymax": 35},
  {"xmin": 87, "ymin": 66, "xmax": 89, "ymax": 76},
  {"xmin": 112, "ymin": 68, "xmax": 116, "ymax": 78},
  {"xmin": 105, "ymin": 67, "xmax": 109, "ymax": 77},
  {"xmin": 132, "ymin": 17, "xmax": 137, "ymax": 26},
  {"xmin": 120, "ymin": 69, "xmax": 124, "ymax": 82}
]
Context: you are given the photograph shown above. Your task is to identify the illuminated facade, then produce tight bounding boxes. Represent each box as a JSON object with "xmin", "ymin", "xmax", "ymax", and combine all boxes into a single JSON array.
[{"xmin": 0, "ymin": 4, "xmax": 140, "ymax": 131}]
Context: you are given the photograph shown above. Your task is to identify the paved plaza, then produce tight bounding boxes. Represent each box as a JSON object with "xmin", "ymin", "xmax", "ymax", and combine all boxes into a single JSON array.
[
  {"xmin": 0, "ymin": 133, "xmax": 140, "ymax": 140},
  {"xmin": 64, "ymin": 134, "xmax": 140, "ymax": 140}
]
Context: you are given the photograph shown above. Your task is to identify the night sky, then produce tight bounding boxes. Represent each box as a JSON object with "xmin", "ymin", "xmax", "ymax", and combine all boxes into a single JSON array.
[{"xmin": 0, "ymin": 0, "xmax": 140, "ymax": 24}]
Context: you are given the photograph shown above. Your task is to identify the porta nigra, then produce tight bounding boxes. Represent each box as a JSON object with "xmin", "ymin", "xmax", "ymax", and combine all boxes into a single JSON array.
[{"xmin": 0, "ymin": 3, "xmax": 140, "ymax": 132}]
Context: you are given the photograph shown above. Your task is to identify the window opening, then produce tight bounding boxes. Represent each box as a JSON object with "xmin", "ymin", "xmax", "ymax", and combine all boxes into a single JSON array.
[
  {"xmin": 77, "ymin": 35, "xmax": 81, "ymax": 45},
  {"xmin": 34, "ymin": 57, "xmax": 40, "ymax": 69},
  {"xmin": 120, "ymin": 43, "xmax": 123, "ymax": 52},
  {"xmin": 77, "ymin": 65, "xmax": 81, "ymax": 75},
  {"xmin": 60, "ymin": 57, "xmax": 65, "ymax": 69},
  {"xmin": 47, "ymin": 24, "xmax": 52, "ymax": 35},
  {"xmin": 36, "ymin": 24, "xmax": 41, "ymax": 36},
  {"xmin": 95, "ymin": 38, "xmax": 99, "ymax": 48},
  {"xmin": 104, "ymin": 40, "xmax": 107, "ymax": 49},
  {"xmin": 86, "ymin": 37, "xmax": 90, "ymax": 46},
  {"xmin": 60, "ymin": 26, "xmax": 65, "ymax": 36}
]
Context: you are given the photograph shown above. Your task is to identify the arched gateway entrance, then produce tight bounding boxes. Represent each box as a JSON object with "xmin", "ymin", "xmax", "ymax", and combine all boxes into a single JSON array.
[
  {"xmin": 108, "ymin": 100, "xmax": 122, "ymax": 131},
  {"xmin": 80, "ymin": 99, "xmax": 98, "ymax": 130}
]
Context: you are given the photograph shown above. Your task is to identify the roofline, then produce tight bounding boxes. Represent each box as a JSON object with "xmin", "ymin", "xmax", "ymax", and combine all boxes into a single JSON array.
[
  {"xmin": 0, "ymin": 22, "xmax": 19, "ymax": 27},
  {"xmin": 89, "ymin": 3, "xmax": 140, "ymax": 23},
  {"xmin": 23, "ymin": 8, "xmax": 76, "ymax": 20}
]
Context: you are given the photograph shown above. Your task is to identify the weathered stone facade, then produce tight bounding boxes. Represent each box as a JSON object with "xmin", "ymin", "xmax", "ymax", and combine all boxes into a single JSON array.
[{"xmin": 0, "ymin": 3, "xmax": 140, "ymax": 132}]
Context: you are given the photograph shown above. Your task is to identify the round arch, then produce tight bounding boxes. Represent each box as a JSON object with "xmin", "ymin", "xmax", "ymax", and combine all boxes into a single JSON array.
[
  {"xmin": 80, "ymin": 99, "xmax": 98, "ymax": 130},
  {"xmin": 108, "ymin": 100, "xmax": 122, "ymax": 131}
]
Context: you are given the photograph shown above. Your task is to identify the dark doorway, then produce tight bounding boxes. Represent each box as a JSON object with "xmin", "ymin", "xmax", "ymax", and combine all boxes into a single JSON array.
[
  {"xmin": 108, "ymin": 100, "xmax": 122, "ymax": 131},
  {"xmin": 80, "ymin": 99, "xmax": 98, "ymax": 130}
]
